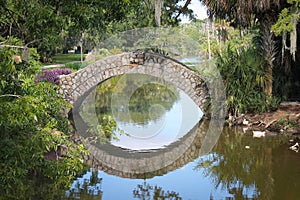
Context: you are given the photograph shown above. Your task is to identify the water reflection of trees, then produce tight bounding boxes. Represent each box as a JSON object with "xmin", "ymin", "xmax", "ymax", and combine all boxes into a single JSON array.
[
  {"xmin": 78, "ymin": 74, "xmax": 179, "ymax": 144},
  {"xmin": 66, "ymin": 169, "xmax": 103, "ymax": 200},
  {"xmin": 4, "ymin": 169, "xmax": 103, "ymax": 200},
  {"xmin": 95, "ymin": 74, "xmax": 179, "ymax": 124},
  {"xmin": 195, "ymin": 127, "xmax": 284, "ymax": 200},
  {"xmin": 133, "ymin": 181, "xmax": 182, "ymax": 200},
  {"xmin": 272, "ymin": 142, "xmax": 300, "ymax": 200}
]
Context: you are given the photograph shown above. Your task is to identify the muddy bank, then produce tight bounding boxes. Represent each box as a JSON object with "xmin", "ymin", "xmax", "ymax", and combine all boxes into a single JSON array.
[{"xmin": 227, "ymin": 101, "xmax": 300, "ymax": 136}]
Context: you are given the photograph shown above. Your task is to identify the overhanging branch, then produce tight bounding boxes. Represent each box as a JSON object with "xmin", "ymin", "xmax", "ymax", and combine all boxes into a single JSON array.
[
  {"xmin": 174, "ymin": 0, "xmax": 192, "ymax": 19},
  {"xmin": 0, "ymin": 94, "xmax": 22, "ymax": 98}
]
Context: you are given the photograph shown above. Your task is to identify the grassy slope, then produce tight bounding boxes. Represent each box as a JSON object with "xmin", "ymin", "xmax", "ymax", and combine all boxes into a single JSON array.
[{"xmin": 52, "ymin": 54, "xmax": 86, "ymax": 64}]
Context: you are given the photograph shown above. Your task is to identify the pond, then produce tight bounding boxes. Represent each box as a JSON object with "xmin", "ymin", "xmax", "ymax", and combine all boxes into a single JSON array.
[
  {"xmin": 5, "ymin": 74, "xmax": 300, "ymax": 200},
  {"xmin": 67, "ymin": 74, "xmax": 300, "ymax": 200},
  {"xmin": 64, "ymin": 128, "xmax": 300, "ymax": 200}
]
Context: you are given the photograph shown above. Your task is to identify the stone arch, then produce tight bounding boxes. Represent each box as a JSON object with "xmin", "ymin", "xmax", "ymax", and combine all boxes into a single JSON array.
[
  {"xmin": 58, "ymin": 51, "xmax": 210, "ymax": 113},
  {"xmin": 72, "ymin": 113, "xmax": 209, "ymax": 179}
]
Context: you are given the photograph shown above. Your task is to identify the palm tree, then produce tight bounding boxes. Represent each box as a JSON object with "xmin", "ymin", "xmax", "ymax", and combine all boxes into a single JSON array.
[{"xmin": 199, "ymin": 0, "xmax": 282, "ymax": 96}]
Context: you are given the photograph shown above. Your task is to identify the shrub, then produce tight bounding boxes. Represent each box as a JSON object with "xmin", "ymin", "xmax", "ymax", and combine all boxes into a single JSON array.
[
  {"xmin": 216, "ymin": 45, "xmax": 279, "ymax": 116},
  {"xmin": 35, "ymin": 68, "xmax": 72, "ymax": 84},
  {"xmin": 0, "ymin": 40, "xmax": 86, "ymax": 195}
]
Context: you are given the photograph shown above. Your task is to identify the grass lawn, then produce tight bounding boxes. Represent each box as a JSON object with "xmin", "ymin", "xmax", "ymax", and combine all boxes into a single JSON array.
[{"xmin": 52, "ymin": 53, "xmax": 86, "ymax": 64}]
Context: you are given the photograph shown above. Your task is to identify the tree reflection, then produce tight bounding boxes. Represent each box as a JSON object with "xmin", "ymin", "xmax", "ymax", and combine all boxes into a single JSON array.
[
  {"xmin": 195, "ymin": 127, "xmax": 284, "ymax": 200},
  {"xmin": 128, "ymin": 82, "xmax": 178, "ymax": 124},
  {"xmin": 0, "ymin": 170, "xmax": 103, "ymax": 200},
  {"xmin": 86, "ymin": 114, "xmax": 121, "ymax": 144},
  {"xmin": 78, "ymin": 74, "xmax": 179, "ymax": 144},
  {"xmin": 66, "ymin": 169, "xmax": 103, "ymax": 200},
  {"xmin": 133, "ymin": 181, "xmax": 182, "ymax": 200},
  {"xmin": 95, "ymin": 74, "xmax": 179, "ymax": 124}
]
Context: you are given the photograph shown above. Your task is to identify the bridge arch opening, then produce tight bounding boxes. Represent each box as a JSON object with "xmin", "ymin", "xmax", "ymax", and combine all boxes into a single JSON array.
[{"xmin": 59, "ymin": 51, "xmax": 210, "ymax": 114}]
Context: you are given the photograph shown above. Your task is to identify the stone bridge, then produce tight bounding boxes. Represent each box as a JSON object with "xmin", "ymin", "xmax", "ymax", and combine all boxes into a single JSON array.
[
  {"xmin": 58, "ymin": 51, "xmax": 210, "ymax": 113},
  {"xmin": 60, "ymin": 52, "xmax": 213, "ymax": 178}
]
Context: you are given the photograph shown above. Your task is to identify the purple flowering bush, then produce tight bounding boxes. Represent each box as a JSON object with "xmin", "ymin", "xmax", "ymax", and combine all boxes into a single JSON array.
[{"xmin": 35, "ymin": 68, "xmax": 72, "ymax": 85}]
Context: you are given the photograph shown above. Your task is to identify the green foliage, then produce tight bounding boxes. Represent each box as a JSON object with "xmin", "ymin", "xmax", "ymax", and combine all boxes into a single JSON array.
[
  {"xmin": 271, "ymin": 0, "xmax": 300, "ymax": 61},
  {"xmin": 184, "ymin": 19, "xmax": 258, "ymax": 59},
  {"xmin": 272, "ymin": 8, "xmax": 296, "ymax": 35},
  {"xmin": 272, "ymin": 0, "xmax": 300, "ymax": 35},
  {"xmin": 0, "ymin": 0, "xmax": 195, "ymax": 61},
  {"xmin": 0, "ymin": 82, "xmax": 88, "ymax": 192},
  {"xmin": 216, "ymin": 45, "xmax": 279, "ymax": 116},
  {"xmin": 87, "ymin": 115, "xmax": 121, "ymax": 144},
  {"xmin": 109, "ymin": 47, "xmax": 124, "ymax": 55},
  {"xmin": 0, "ymin": 43, "xmax": 39, "ymax": 96},
  {"xmin": 269, "ymin": 117, "xmax": 299, "ymax": 131},
  {"xmin": 0, "ymin": 0, "xmax": 134, "ymax": 59},
  {"xmin": 0, "ymin": 41, "xmax": 87, "ymax": 196}
]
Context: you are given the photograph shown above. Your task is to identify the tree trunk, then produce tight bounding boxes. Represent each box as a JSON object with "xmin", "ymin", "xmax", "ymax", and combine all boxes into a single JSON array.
[
  {"xmin": 260, "ymin": 13, "xmax": 277, "ymax": 97},
  {"xmin": 154, "ymin": 0, "xmax": 163, "ymax": 27},
  {"xmin": 207, "ymin": 19, "xmax": 212, "ymax": 59}
]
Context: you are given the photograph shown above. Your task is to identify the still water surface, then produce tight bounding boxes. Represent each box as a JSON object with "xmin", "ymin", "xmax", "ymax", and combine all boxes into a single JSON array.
[
  {"xmin": 65, "ymin": 74, "xmax": 300, "ymax": 200},
  {"xmin": 8, "ymin": 74, "xmax": 300, "ymax": 199},
  {"xmin": 66, "ymin": 127, "xmax": 300, "ymax": 200}
]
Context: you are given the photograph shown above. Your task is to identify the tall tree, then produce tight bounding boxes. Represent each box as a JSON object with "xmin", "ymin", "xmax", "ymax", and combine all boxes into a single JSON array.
[
  {"xmin": 0, "ymin": 0, "xmax": 147, "ymax": 59},
  {"xmin": 0, "ymin": 0, "xmax": 195, "ymax": 60},
  {"xmin": 198, "ymin": 0, "xmax": 283, "ymax": 96},
  {"xmin": 272, "ymin": 0, "xmax": 300, "ymax": 63}
]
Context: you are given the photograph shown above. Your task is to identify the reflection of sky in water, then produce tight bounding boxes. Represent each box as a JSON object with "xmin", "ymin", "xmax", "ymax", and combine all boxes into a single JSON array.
[
  {"xmin": 66, "ymin": 154, "xmax": 257, "ymax": 199},
  {"xmin": 99, "ymin": 160, "xmax": 231, "ymax": 200},
  {"xmin": 100, "ymin": 161, "xmax": 219, "ymax": 199},
  {"xmin": 111, "ymin": 89, "xmax": 203, "ymax": 150}
]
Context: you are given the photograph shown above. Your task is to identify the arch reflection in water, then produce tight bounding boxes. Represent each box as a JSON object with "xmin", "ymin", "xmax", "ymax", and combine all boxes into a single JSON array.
[
  {"xmin": 86, "ymin": 121, "xmax": 208, "ymax": 179},
  {"xmin": 73, "ymin": 73, "xmax": 206, "ymax": 178}
]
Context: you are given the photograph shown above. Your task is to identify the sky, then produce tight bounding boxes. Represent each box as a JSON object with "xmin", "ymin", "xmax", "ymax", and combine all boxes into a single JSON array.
[{"xmin": 178, "ymin": 0, "xmax": 208, "ymax": 23}]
